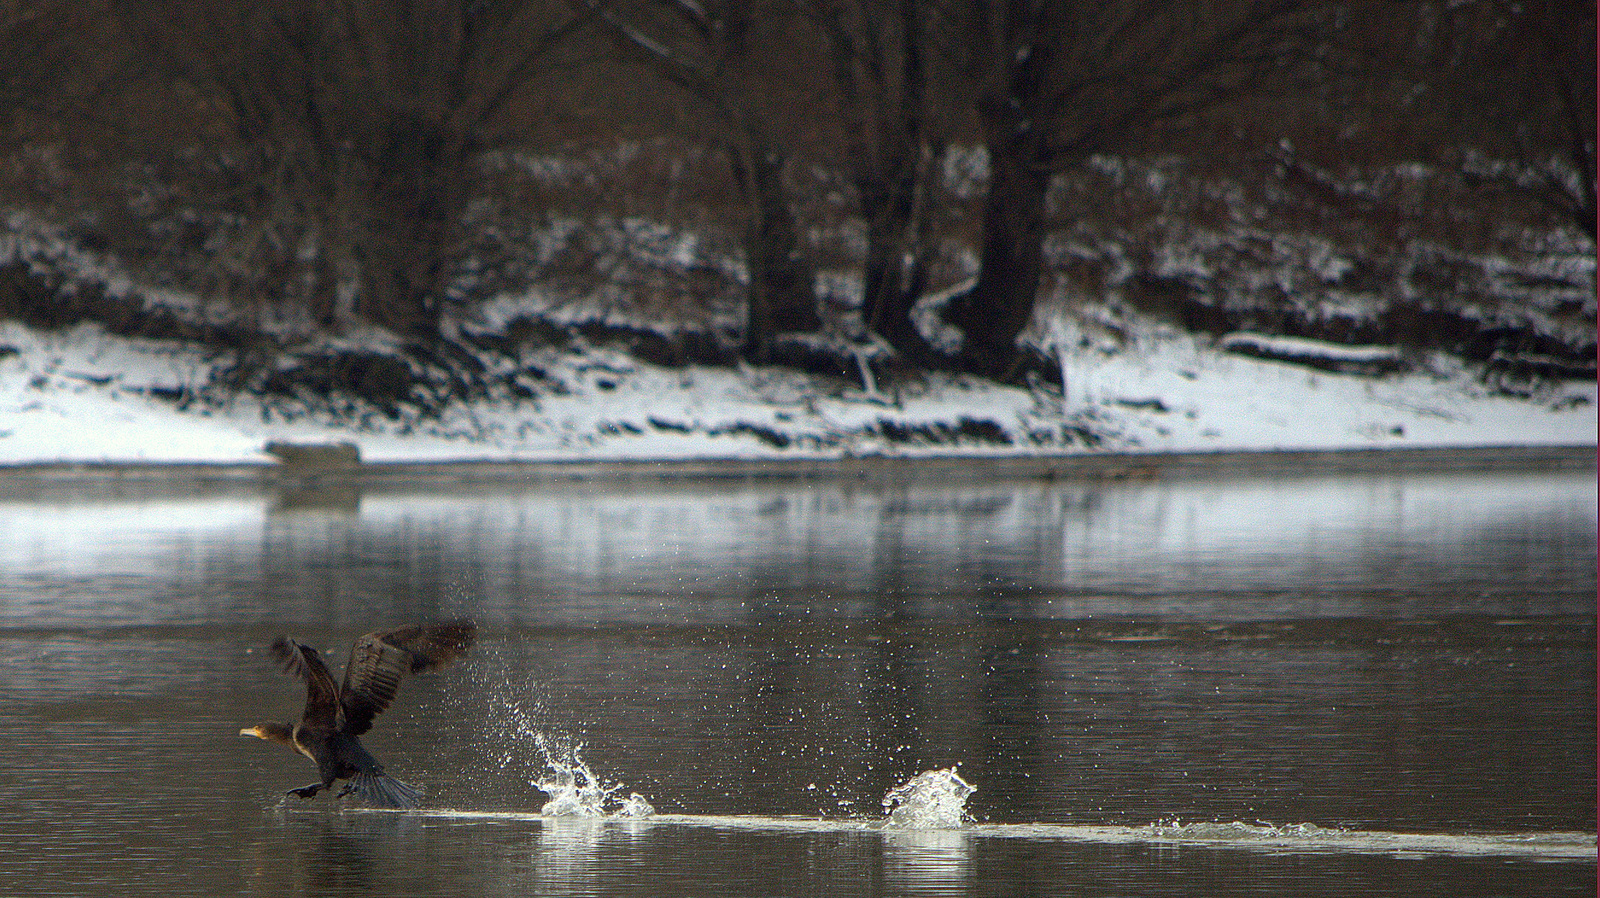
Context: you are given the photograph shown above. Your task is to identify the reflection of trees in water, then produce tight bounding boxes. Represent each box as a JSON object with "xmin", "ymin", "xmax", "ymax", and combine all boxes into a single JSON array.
[
  {"xmin": 354, "ymin": 474, "xmax": 1593, "ymax": 620},
  {"xmin": 0, "ymin": 472, "xmax": 1592, "ymax": 629}
]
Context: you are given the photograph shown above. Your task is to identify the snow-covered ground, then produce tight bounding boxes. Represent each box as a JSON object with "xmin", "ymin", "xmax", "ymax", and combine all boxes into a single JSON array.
[{"xmin": 0, "ymin": 318, "xmax": 1589, "ymax": 465}]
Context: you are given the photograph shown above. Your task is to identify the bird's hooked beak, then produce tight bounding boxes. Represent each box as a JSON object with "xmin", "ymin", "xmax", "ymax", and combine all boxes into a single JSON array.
[{"xmin": 239, "ymin": 725, "xmax": 263, "ymax": 739}]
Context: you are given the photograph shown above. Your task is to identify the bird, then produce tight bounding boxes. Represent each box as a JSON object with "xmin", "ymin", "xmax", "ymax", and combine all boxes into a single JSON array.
[{"xmin": 239, "ymin": 620, "xmax": 477, "ymax": 809}]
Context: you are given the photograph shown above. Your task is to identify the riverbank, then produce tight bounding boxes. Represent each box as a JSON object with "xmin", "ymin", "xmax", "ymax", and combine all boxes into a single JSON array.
[
  {"xmin": 0, "ymin": 444, "xmax": 1590, "ymax": 489},
  {"xmin": 0, "ymin": 315, "xmax": 1591, "ymax": 472}
]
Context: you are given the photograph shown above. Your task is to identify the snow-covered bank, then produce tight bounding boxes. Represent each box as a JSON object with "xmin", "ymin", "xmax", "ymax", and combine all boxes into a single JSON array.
[{"xmin": 0, "ymin": 318, "xmax": 1589, "ymax": 467}]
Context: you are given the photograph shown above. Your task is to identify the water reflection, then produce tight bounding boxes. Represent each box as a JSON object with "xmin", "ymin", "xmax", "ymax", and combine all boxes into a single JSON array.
[
  {"xmin": 882, "ymin": 829, "xmax": 972, "ymax": 896},
  {"xmin": 0, "ymin": 468, "xmax": 1593, "ymax": 897},
  {"xmin": 242, "ymin": 812, "xmax": 404, "ymax": 898},
  {"xmin": 0, "ymin": 470, "xmax": 1591, "ymax": 629},
  {"xmin": 532, "ymin": 818, "xmax": 610, "ymax": 895}
]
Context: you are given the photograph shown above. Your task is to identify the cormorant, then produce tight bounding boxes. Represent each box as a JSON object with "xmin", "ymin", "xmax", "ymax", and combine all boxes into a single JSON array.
[{"xmin": 239, "ymin": 620, "xmax": 477, "ymax": 809}]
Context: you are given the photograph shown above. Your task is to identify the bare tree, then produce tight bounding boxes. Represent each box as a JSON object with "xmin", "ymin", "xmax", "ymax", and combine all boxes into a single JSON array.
[
  {"xmin": 1425, "ymin": 0, "xmax": 1596, "ymax": 240},
  {"xmin": 937, "ymin": 0, "xmax": 1327, "ymax": 377},
  {"xmin": 0, "ymin": 1, "xmax": 80, "ymax": 149},
  {"xmin": 109, "ymin": 0, "xmax": 585, "ymax": 337},
  {"xmin": 0, "ymin": 0, "xmax": 131, "ymax": 212},
  {"xmin": 806, "ymin": 0, "xmax": 949, "ymax": 363},
  {"xmin": 583, "ymin": 0, "xmax": 821, "ymax": 361}
]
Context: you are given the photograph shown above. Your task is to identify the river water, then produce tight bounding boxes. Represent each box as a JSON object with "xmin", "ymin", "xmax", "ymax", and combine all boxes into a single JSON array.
[{"xmin": 0, "ymin": 465, "xmax": 1593, "ymax": 896}]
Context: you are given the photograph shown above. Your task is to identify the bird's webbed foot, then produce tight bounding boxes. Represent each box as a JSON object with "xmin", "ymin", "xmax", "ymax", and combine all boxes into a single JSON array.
[{"xmin": 287, "ymin": 783, "xmax": 325, "ymax": 799}]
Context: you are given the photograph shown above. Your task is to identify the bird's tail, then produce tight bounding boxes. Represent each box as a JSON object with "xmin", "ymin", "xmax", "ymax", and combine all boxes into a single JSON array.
[{"xmin": 342, "ymin": 771, "xmax": 423, "ymax": 809}]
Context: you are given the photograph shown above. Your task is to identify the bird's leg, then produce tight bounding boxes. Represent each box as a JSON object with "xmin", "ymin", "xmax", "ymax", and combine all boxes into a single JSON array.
[
  {"xmin": 335, "ymin": 781, "xmax": 356, "ymax": 799},
  {"xmin": 287, "ymin": 782, "xmax": 325, "ymax": 799}
]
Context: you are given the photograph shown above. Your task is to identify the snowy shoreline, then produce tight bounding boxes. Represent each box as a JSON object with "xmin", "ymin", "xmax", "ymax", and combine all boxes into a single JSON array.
[
  {"xmin": 0, "ymin": 316, "xmax": 1591, "ymax": 471},
  {"xmin": 1, "ymin": 444, "xmax": 1589, "ymax": 486}
]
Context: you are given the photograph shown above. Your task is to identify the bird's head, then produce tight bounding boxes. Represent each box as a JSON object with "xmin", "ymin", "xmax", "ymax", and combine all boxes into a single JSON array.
[{"xmin": 239, "ymin": 722, "xmax": 294, "ymax": 746}]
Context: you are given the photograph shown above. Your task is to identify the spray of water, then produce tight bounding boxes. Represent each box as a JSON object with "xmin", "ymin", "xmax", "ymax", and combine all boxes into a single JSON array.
[
  {"xmin": 882, "ymin": 767, "xmax": 976, "ymax": 829},
  {"xmin": 486, "ymin": 682, "xmax": 654, "ymax": 818},
  {"xmin": 531, "ymin": 732, "xmax": 655, "ymax": 818},
  {"xmin": 487, "ymin": 667, "xmax": 977, "ymax": 826}
]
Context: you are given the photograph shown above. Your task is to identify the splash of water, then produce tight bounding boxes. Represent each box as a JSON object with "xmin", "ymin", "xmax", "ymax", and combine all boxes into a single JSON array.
[
  {"xmin": 882, "ymin": 767, "xmax": 975, "ymax": 829},
  {"xmin": 1147, "ymin": 819, "xmax": 1332, "ymax": 842},
  {"xmin": 487, "ymin": 684, "xmax": 654, "ymax": 819},
  {"xmin": 532, "ymin": 733, "xmax": 655, "ymax": 818}
]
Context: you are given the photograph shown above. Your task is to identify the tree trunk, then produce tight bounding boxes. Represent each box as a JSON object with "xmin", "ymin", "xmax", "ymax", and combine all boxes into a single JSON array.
[
  {"xmin": 732, "ymin": 137, "xmax": 819, "ymax": 361},
  {"xmin": 821, "ymin": 0, "xmax": 938, "ymax": 363},
  {"xmin": 859, "ymin": 169, "xmax": 933, "ymax": 361},
  {"xmin": 943, "ymin": 149, "xmax": 1052, "ymax": 378},
  {"xmin": 352, "ymin": 116, "xmax": 465, "ymax": 338},
  {"xmin": 860, "ymin": 203, "xmax": 911, "ymax": 334},
  {"xmin": 307, "ymin": 246, "xmax": 340, "ymax": 328},
  {"xmin": 355, "ymin": 247, "xmax": 443, "ymax": 336}
]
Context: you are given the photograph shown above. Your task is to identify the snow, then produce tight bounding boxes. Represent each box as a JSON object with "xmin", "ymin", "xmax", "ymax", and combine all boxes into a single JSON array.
[
  {"xmin": 1217, "ymin": 332, "xmax": 1402, "ymax": 366},
  {"xmin": 0, "ymin": 318, "xmax": 1589, "ymax": 466}
]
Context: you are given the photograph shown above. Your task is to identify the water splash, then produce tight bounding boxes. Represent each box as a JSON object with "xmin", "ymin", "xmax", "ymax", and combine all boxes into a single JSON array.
[
  {"xmin": 882, "ymin": 767, "xmax": 975, "ymax": 829},
  {"xmin": 486, "ymin": 683, "xmax": 654, "ymax": 819},
  {"xmin": 533, "ymin": 733, "xmax": 655, "ymax": 818},
  {"xmin": 1146, "ymin": 819, "xmax": 1332, "ymax": 842}
]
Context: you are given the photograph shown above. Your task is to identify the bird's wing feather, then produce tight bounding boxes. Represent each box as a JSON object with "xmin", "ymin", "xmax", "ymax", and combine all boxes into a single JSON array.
[
  {"xmin": 379, "ymin": 620, "xmax": 478, "ymax": 674},
  {"xmin": 338, "ymin": 621, "xmax": 477, "ymax": 736},
  {"xmin": 269, "ymin": 637, "xmax": 341, "ymax": 729}
]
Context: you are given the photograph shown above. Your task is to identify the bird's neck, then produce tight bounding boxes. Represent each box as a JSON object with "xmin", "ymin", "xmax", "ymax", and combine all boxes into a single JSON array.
[{"xmin": 258, "ymin": 722, "xmax": 296, "ymax": 747}]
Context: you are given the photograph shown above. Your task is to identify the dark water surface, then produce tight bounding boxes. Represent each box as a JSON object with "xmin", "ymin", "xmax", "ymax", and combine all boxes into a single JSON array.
[{"xmin": 0, "ymin": 467, "xmax": 1593, "ymax": 896}]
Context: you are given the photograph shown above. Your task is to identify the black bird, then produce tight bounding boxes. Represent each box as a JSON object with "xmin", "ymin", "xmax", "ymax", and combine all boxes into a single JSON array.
[{"xmin": 239, "ymin": 621, "xmax": 477, "ymax": 808}]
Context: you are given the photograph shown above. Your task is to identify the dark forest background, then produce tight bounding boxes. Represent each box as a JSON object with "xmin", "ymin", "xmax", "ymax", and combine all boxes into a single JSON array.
[{"xmin": 0, "ymin": 0, "xmax": 1593, "ymax": 397}]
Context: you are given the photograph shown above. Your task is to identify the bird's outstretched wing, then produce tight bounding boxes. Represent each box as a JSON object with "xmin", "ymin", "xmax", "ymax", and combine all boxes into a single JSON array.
[
  {"xmin": 269, "ymin": 637, "xmax": 341, "ymax": 729},
  {"xmin": 338, "ymin": 620, "xmax": 478, "ymax": 736}
]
